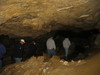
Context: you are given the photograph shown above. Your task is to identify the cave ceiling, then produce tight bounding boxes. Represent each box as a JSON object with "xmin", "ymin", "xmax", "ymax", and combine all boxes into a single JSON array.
[{"xmin": 0, "ymin": 0, "xmax": 100, "ymax": 38}]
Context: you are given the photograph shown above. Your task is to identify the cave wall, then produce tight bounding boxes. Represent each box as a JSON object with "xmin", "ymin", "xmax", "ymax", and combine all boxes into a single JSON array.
[{"xmin": 0, "ymin": 0, "xmax": 100, "ymax": 37}]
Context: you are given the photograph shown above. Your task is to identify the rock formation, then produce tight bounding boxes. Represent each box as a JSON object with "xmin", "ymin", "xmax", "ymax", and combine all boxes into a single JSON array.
[
  {"xmin": 1, "ymin": 54, "xmax": 100, "ymax": 75},
  {"xmin": 0, "ymin": 0, "xmax": 100, "ymax": 37}
]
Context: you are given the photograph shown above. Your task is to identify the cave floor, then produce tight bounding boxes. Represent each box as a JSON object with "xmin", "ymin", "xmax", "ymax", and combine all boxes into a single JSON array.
[{"xmin": 0, "ymin": 45, "xmax": 100, "ymax": 75}]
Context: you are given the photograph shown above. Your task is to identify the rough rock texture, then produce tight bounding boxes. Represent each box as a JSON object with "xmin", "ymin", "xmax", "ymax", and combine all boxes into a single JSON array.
[
  {"xmin": 1, "ymin": 53, "xmax": 100, "ymax": 75},
  {"xmin": 0, "ymin": 0, "xmax": 100, "ymax": 37}
]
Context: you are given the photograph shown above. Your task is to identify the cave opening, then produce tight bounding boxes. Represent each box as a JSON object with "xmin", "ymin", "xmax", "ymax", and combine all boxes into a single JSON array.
[{"xmin": 0, "ymin": 27, "xmax": 99, "ymax": 67}]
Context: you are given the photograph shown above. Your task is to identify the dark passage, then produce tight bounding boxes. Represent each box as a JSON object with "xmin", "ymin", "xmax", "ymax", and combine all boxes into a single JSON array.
[
  {"xmin": 54, "ymin": 28, "xmax": 99, "ymax": 60},
  {"xmin": 0, "ymin": 28, "xmax": 99, "ymax": 67}
]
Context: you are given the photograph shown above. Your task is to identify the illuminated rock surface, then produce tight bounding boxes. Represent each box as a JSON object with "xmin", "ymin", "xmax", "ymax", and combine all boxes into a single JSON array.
[
  {"xmin": 1, "ymin": 53, "xmax": 100, "ymax": 75},
  {"xmin": 0, "ymin": 0, "xmax": 100, "ymax": 37}
]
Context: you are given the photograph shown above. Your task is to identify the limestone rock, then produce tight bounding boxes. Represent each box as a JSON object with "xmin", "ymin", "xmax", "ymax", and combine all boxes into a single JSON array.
[
  {"xmin": 0, "ymin": 0, "xmax": 100, "ymax": 37},
  {"xmin": 1, "ymin": 54, "xmax": 100, "ymax": 75}
]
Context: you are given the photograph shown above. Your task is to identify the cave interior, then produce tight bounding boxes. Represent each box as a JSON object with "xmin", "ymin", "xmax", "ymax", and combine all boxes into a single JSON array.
[{"xmin": 0, "ymin": 25, "xmax": 99, "ymax": 67}]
